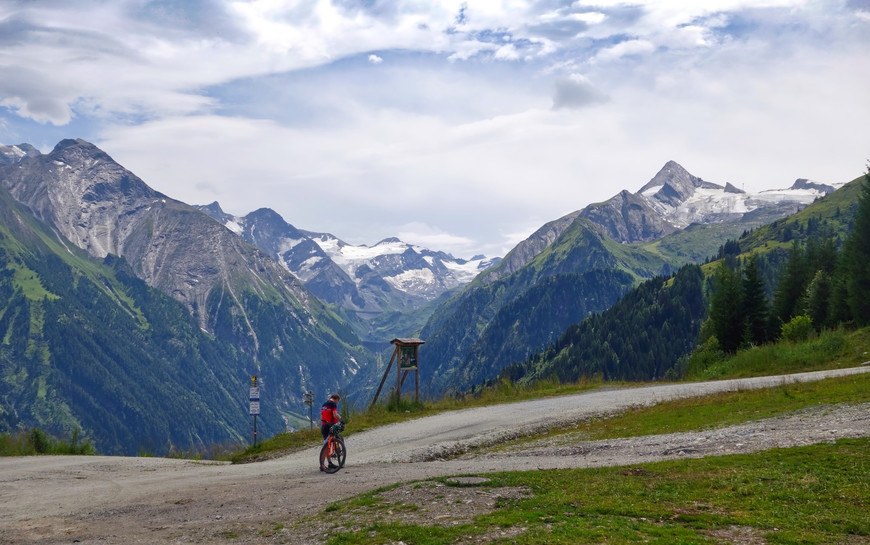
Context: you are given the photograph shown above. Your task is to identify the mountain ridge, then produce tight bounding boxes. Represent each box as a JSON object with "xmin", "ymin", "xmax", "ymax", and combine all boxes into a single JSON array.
[
  {"xmin": 195, "ymin": 202, "xmax": 500, "ymax": 342},
  {"xmin": 0, "ymin": 139, "xmax": 375, "ymax": 434},
  {"xmin": 411, "ymin": 160, "xmax": 840, "ymax": 395}
]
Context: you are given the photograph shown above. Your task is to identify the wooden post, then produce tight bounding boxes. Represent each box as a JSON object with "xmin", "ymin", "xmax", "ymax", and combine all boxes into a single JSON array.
[
  {"xmin": 369, "ymin": 347, "xmax": 397, "ymax": 408},
  {"xmin": 371, "ymin": 338, "xmax": 424, "ymax": 407},
  {"xmin": 396, "ymin": 345, "xmax": 402, "ymax": 403}
]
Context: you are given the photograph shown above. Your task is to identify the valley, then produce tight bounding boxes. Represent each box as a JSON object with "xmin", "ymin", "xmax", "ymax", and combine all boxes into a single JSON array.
[{"xmin": 0, "ymin": 138, "xmax": 863, "ymax": 457}]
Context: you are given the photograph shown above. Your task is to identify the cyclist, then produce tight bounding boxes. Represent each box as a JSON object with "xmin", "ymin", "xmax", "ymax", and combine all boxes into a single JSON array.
[{"xmin": 320, "ymin": 393, "xmax": 342, "ymax": 444}]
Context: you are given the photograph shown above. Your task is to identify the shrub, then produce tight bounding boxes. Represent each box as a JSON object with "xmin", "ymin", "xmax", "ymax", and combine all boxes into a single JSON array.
[{"xmin": 781, "ymin": 315, "xmax": 814, "ymax": 343}]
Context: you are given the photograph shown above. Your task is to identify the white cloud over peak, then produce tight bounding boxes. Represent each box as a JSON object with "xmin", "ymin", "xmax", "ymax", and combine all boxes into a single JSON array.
[{"xmin": 1, "ymin": 0, "xmax": 868, "ymax": 258}]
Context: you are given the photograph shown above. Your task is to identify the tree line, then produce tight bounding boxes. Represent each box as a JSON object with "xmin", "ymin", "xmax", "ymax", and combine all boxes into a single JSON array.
[{"xmin": 705, "ymin": 169, "xmax": 870, "ymax": 353}]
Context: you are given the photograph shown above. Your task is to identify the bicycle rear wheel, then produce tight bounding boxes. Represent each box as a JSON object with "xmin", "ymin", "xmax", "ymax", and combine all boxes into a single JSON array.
[{"xmin": 319, "ymin": 437, "xmax": 346, "ymax": 473}]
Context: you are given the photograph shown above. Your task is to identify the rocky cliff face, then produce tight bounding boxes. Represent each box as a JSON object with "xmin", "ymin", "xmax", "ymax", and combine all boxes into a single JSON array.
[
  {"xmin": 0, "ymin": 139, "xmax": 372, "ymax": 404},
  {"xmin": 0, "ymin": 140, "xmax": 301, "ymax": 332}
]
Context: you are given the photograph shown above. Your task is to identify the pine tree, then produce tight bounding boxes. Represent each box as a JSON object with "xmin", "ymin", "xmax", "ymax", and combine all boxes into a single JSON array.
[
  {"xmin": 803, "ymin": 269, "xmax": 832, "ymax": 330},
  {"xmin": 741, "ymin": 256, "xmax": 769, "ymax": 345},
  {"xmin": 771, "ymin": 241, "xmax": 809, "ymax": 331},
  {"xmin": 709, "ymin": 262, "xmax": 744, "ymax": 353},
  {"xmin": 827, "ymin": 252, "xmax": 852, "ymax": 326},
  {"xmin": 844, "ymin": 168, "xmax": 870, "ymax": 325}
]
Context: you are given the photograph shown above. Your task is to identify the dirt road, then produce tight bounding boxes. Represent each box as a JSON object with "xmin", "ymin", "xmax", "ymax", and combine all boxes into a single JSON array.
[{"xmin": 2, "ymin": 366, "xmax": 868, "ymax": 544}]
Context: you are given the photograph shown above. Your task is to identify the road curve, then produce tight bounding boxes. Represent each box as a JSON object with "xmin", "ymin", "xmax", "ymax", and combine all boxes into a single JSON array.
[{"xmin": 1, "ymin": 366, "xmax": 868, "ymax": 544}]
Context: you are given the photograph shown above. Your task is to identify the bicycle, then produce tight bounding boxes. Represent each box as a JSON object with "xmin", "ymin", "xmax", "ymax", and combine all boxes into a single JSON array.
[{"xmin": 319, "ymin": 421, "xmax": 346, "ymax": 473}]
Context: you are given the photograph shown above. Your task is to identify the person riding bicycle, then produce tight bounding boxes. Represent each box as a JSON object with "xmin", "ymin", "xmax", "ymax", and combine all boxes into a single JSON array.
[{"xmin": 320, "ymin": 393, "xmax": 343, "ymax": 444}]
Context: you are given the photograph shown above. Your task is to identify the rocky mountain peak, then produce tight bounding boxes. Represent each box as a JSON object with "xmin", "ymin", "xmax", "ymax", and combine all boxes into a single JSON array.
[
  {"xmin": 199, "ymin": 201, "xmax": 226, "ymax": 216},
  {"xmin": 576, "ymin": 161, "xmax": 832, "ymax": 244},
  {"xmin": 789, "ymin": 178, "xmax": 837, "ymax": 194},
  {"xmin": 639, "ymin": 160, "xmax": 719, "ymax": 208},
  {"xmin": 0, "ymin": 143, "xmax": 41, "ymax": 165}
]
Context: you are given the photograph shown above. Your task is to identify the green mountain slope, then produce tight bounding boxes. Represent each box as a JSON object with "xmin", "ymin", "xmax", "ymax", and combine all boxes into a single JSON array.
[
  {"xmin": 416, "ymin": 219, "xmax": 673, "ymax": 395},
  {"xmin": 739, "ymin": 176, "xmax": 862, "ymax": 255},
  {"xmin": 0, "ymin": 140, "xmax": 377, "ymax": 443},
  {"xmin": 0, "ymin": 184, "xmax": 275, "ymax": 455},
  {"xmin": 517, "ymin": 175, "xmax": 865, "ymax": 386},
  {"xmin": 510, "ymin": 264, "xmax": 706, "ymax": 384}
]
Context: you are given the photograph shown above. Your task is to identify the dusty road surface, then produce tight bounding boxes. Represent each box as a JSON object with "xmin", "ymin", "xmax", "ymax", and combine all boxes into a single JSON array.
[{"xmin": 2, "ymin": 367, "xmax": 869, "ymax": 544}]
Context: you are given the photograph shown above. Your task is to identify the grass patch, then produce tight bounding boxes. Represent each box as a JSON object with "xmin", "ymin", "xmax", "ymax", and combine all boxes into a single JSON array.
[
  {"xmin": 324, "ymin": 438, "xmax": 870, "ymax": 544},
  {"xmin": 685, "ymin": 327, "xmax": 869, "ymax": 380},
  {"xmin": 584, "ymin": 371, "xmax": 870, "ymax": 441},
  {"xmin": 494, "ymin": 371, "xmax": 870, "ymax": 451},
  {"xmin": 230, "ymin": 427, "xmax": 323, "ymax": 463}
]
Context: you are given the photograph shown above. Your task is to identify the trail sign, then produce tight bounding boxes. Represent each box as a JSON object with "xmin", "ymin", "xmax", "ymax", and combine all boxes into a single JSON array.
[
  {"xmin": 249, "ymin": 385, "xmax": 260, "ymax": 415},
  {"xmin": 250, "ymin": 376, "xmax": 260, "ymax": 445}
]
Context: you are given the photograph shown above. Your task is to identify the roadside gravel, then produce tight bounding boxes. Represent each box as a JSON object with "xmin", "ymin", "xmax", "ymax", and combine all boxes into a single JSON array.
[{"xmin": 1, "ymin": 366, "xmax": 868, "ymax": 544}]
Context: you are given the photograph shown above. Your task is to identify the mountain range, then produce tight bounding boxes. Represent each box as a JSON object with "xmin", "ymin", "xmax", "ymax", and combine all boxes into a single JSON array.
[
  {"xmin": 0, "ymin": 139, "xmax": 844, "ymax": 453},
  {"xmin": 411, "ymin": 161, "xmax": 839, "ymax": 395},
  {"xmin": 0, "ymin": 140, "xmax": 374, "ymax": 452},
  {"xmin": 194, "ymin": 203, "xmax": 498, "ymax": 346}
]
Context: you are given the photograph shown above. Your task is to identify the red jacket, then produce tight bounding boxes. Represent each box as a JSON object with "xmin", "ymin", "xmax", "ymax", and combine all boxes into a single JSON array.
[{"xmin": 321, "ymin": 399, "xmax": 340, "ymax": 424}]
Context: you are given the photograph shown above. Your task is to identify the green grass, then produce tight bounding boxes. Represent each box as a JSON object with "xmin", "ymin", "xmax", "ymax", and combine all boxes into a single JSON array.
[
  {"xmin": 494, "ymin": 369, "xmax": 870, "ymax": 450},
  {"xmin": 685, "ymin": 327, "xmax": 870, "ymax": 380},
  {"xmin": 318, "ymin": 439, "xmax": 869, "ymax": 544}
]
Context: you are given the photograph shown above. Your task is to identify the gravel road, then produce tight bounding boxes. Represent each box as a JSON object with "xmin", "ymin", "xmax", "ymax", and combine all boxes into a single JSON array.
[{"xmin": 1, "ymin": 366, "xmax": 868, "ymax": 544}]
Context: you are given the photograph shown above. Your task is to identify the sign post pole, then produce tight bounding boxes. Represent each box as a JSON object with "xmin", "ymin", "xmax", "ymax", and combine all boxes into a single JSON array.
[
  {"xmin": 249, "ymin": 376, "xmax": 260, "ymax": 446},
  {"xmin": 303, "ymin": 391, "xmax": 314, "ymax": 429}
]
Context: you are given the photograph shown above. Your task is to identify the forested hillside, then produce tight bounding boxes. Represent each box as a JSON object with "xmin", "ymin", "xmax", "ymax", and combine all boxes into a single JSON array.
[
  {"xmin": 511, "ymin": 171, "xmax": 867, "ymax": 387},
  {"xmin": 416, "ymin": 219, "xmax": 671, "ymax": 395},
  {"xmin": 502, "ymin": 264, "xmax": 706, "ymax": 384},
  {"xmin": 701, "ymin": 172, "xmax": 870, "ymax": 357},
  {"xmin": 0, "ymin": 186, "xmax": 275, "ymax": 455}
]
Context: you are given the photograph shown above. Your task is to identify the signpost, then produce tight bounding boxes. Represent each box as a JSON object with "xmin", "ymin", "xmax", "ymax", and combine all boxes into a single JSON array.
[
  {"xmin": 303, "ymin": 391, "xmax": 314, "ymax": 429},
  {"xmin": 250, "ymin": 376, "xmax": 260, "ymax": 446}
]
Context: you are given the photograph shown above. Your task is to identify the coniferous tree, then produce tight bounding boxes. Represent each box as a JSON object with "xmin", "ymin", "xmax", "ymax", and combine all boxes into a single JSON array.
[
  {"xmin": 827, "ymin": 252, "xmax": 853, "ymax": 326},
  {"xmin": 771, "ymin": 241, "xmax": 809, "ymax": 333},
  {"xmin": 709, "ymin": 262, "xmax": 744, "ymax": 353},
  {"xmin": 803, "ymin": 269, "xmax": 831, "ymax": 330},
  {"xmin": 741, "ymin": 256, "xmax": 769, "ymax": 345},
  {"xmin": 844, "ymin": 168, "xmax": 870, "ymax": 326}
]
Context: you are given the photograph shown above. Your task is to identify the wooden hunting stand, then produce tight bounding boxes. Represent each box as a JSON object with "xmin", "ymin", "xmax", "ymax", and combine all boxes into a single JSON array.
[{"xmin": 369, "ymin": 338, "xmax": 424, "ymax": 407}]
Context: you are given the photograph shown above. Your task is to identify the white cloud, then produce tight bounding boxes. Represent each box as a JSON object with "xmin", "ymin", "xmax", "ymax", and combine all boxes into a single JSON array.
[
  {"xmin": 494, "ymin": 43, "xmax": 520, "ymax": 61},
  {"xmin": 397, "ymin": 223, "xmax": 476, "ymax": 254},
  {"xmin": 592, "ymin": 39, "xmax": 655, "ymax": 63},
  {"xmin": 2, "ymin": 0, "xmax": 869, "ymax": 259},
  {"xmin": 552, "ymin": 74, "xmax": 608, "ymax": 109}
]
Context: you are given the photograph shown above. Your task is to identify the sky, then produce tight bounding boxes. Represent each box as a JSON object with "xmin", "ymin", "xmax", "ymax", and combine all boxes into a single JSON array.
[{"xmin": 1, "ymin": 1, "xmax": 869, "ymax": 259}]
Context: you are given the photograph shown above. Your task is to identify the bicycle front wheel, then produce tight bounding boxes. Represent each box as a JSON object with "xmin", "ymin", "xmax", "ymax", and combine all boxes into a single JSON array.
[{"xmin": 319, "ymin": 437, "xmax": 346, "ymax": 473}]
